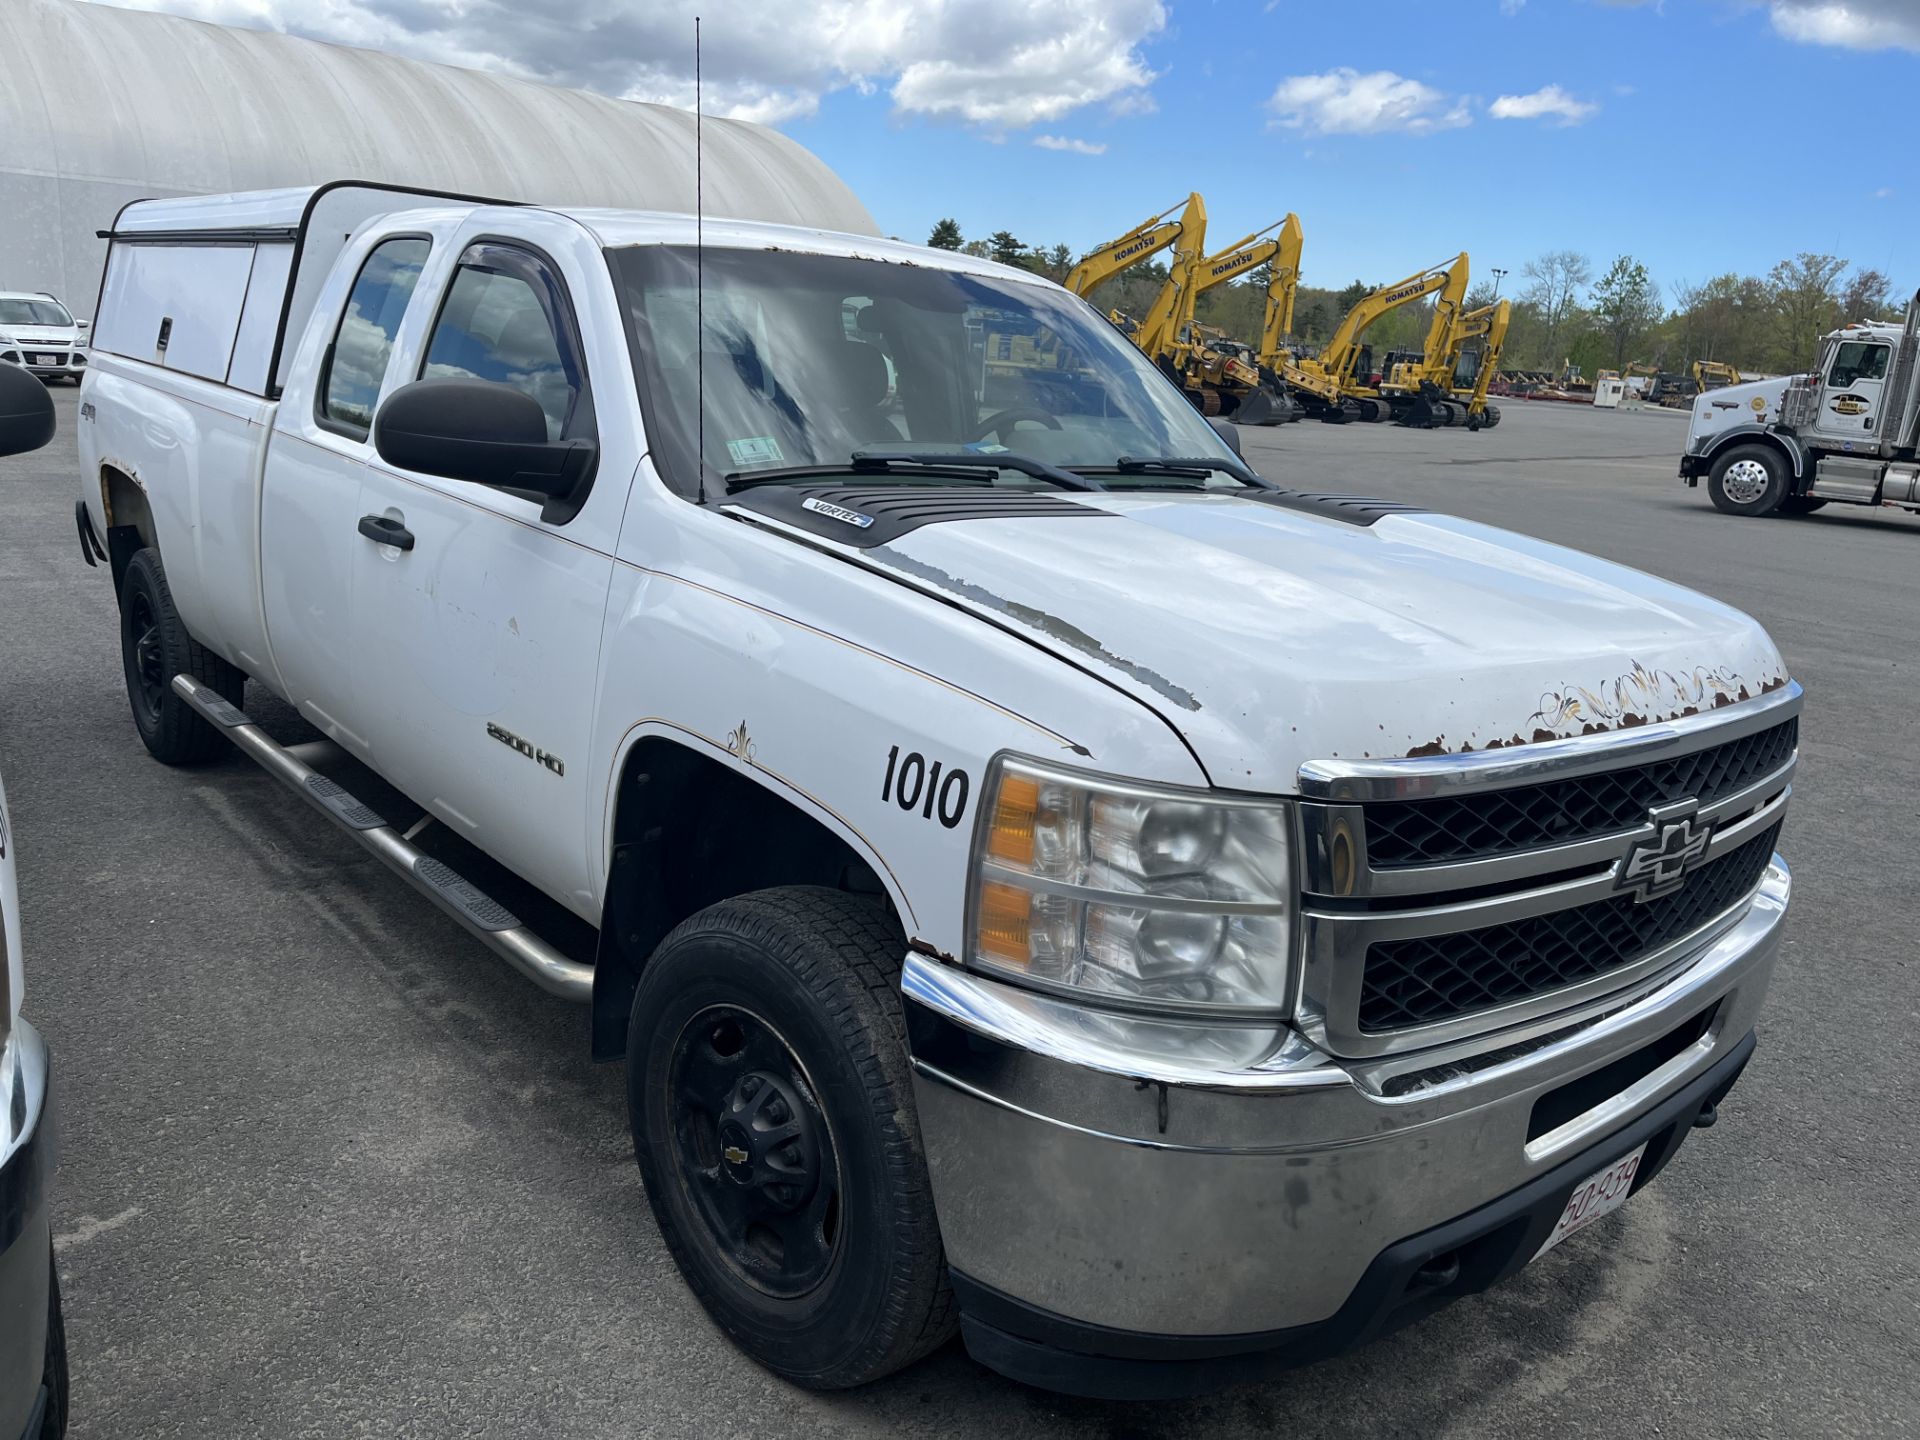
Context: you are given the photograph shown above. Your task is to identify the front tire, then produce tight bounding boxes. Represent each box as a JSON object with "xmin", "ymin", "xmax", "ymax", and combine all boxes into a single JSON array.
[
  {"xmin": 627, "ymin": 887, "xmax": 954, "ymax": 1388},
  {"xmin": 1707, "ymin": 444, "xmax": 1789, "ymax": 516},
  {"xmin": 117, "ymin": 547, "xmax": 244, "ymax": 764}
]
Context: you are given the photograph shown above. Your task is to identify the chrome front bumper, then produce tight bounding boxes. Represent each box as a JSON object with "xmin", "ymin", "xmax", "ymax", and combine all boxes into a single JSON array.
[{"xmin": 906, "ymin": 860, "xmax": 1788, "ymax": 1343}]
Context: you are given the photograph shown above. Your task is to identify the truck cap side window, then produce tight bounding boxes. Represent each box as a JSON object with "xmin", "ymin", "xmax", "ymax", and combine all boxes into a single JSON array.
[
  {"xmin": 317, "ymin": 236, "xmax": 431, "ymax": 440},
  {"xmin": 421, "ymin": 243, "xmax": 595, "ymax": 446},
  {"xmin": 1828, "ymin": 340, "xmax": 1888, "ymax": 389}
]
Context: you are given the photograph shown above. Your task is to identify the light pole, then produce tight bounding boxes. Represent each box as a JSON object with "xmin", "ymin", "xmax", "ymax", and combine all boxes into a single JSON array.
[{"xmin": 1490, "ymin": 267, "xmax": 1508, "ymax": 301}]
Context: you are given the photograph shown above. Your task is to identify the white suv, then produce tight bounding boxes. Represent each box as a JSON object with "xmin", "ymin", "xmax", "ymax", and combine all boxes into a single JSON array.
[{"xmin": 0, "ymin": 293, "xmax": 89, "ymax": 384}]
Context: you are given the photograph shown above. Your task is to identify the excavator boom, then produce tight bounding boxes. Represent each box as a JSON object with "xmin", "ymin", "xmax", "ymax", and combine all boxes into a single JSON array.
[{"xmin": 1065, "ymin": 193, "xmax": 1203, "ymax": 303}]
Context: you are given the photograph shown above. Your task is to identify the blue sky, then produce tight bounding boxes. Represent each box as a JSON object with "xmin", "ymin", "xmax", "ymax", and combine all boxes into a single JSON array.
[
  {"xmin": 103, "ymin": 0, "xmax": 1914, "ymax": 300},
  {"xmin": 782, "ymin": 1, "xmax": 1915, "ymax": 299}
]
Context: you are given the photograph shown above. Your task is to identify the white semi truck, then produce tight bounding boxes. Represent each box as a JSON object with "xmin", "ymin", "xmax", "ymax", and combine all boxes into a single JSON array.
[
  {"xmin": 73, "ymin": 181, "xmax": 1799, "ymax": 1397},
  {"xmin": 1681, "ymin": 291, "xmax": 1920, "ymax": 518}
]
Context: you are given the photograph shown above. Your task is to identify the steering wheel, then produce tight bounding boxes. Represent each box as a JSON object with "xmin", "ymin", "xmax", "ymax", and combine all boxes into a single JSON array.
[{"xmin": 966, "ymin": 407, "xmax": 1063, "ymax": 444}]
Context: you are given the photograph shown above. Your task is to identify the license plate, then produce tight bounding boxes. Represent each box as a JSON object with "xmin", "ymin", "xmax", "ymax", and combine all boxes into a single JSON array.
[
  {"xmin": 30, "ymin": 354, "xmax": 60, "ymax": 366},
  {"xmin": 1533, "ymin": 1142, "xmax": 1648, "ymax": 1260}
]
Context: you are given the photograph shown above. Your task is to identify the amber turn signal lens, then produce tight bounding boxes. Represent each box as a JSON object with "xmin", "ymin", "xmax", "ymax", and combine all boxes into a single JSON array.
[
  {"xmin": 986, "ymin": 772, "xmax": 1040, "ymax": 868},
  {"xmin": 975, "ymin": 880, "xmax": 1033, "ymax": 969}
]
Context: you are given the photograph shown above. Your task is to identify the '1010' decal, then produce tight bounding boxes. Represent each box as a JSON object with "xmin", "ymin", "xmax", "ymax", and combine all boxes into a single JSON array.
[{"xmin": 882, "ymin": 746, "xmax": 970, "ymax": 829}]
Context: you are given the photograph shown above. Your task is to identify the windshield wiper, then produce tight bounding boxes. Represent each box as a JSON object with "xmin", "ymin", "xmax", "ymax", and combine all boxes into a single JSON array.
[
  {"xmin": 726, "ymin": 451, "xmax": 1105, "ymax": 493},
  {"xmin": 1069, "ymin": 455, "xmax": 1269, "ymax": 487}
]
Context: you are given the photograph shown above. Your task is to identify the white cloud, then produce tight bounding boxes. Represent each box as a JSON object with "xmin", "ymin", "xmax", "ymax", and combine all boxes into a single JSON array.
[
  {"xmin": 1032, "ymin": 135, "xmax": 1107, "ymax": 154},
  {"xmin": 1874, "ymin": 186, "xmax": 1894, "ymax": 198},
  {"xmin": 1770, "ymin": 1, "xmax": 1920, "ymax": 50},
  {"xmin": 80, "ymin": 0, "xmax": 1167, "ymax": 130},
  {"xmin": 1266, "ymin": 68, "xmax": 1472, "ymax": 136},
  {"xmin": 1500, "ymin": 0, "xmax": 1526, "ymax": 14},
  {"xmin": 1488, "ymin": 84, "xmax": 1599, "ymax": 124}
]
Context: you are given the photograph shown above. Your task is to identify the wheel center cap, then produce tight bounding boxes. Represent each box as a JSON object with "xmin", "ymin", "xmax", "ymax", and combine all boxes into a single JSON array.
[
  {"xmin": 717, "ymin": 1120, "xmax": 755, "ymax": 1182},
  {"xmin": 715, "ymin": 1068, "xmax": 819, "ymax": 1210}
]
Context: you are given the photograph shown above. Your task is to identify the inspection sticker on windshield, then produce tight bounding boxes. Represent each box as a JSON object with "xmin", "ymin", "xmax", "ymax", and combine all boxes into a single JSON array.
[
  {"xmin": 802, "ymin": 497, "xmax": 874, "ymax": 529},
  {"xmin": 1533, "ymin": 1142, "xmax": 1647, "ymax": 1260},
  {"xmin": 726, "ymin": 435, "xmax": 785, "ymax": 466}
]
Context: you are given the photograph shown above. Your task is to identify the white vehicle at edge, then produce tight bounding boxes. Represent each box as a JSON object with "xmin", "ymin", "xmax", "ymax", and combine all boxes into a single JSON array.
[
  {"xmin": 74, "ymin": 181, "xmax": 1800, "ymax": 1397},
  {"xmin": 0, "ymin": 292, "xmax": 88, "ymax": 383},
  {"xmin": 0, "ymin": 362, "xmax": 67, "ymax": 1440}
]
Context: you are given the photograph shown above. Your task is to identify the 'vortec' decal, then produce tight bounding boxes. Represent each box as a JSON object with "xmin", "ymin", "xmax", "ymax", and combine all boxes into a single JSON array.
[
  {"xmin": 802, "ymin": 497, "xmax": 875, "ymax": 529},
  {"xmin": 487, "ymin": 722, "xmax": 564, "ymax": 776}
]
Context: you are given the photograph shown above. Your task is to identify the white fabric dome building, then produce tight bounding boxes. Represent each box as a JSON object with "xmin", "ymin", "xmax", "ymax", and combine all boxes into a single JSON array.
[{"xmin": 0, "ymin": 0, "xmax": 875, "ymax": 310}]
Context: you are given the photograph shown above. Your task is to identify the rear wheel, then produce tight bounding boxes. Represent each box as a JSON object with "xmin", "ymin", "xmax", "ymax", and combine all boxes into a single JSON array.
[
  {"xmin": 627, "ymin": 887, "xmax": 954, "ymax": 1388},
  {"xmin": 1706, "ymin": 444, "xmax": 1789, "ymax": 517},
  {"xmin": 117, "ymin": 547, "xmax": 244, "ymax": 764}
]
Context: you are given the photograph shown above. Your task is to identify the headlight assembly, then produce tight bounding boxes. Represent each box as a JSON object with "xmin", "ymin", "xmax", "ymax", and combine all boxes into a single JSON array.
[{"xmin": 968, "ymin": 756, "xmax": 1294, "ymax": 1015}]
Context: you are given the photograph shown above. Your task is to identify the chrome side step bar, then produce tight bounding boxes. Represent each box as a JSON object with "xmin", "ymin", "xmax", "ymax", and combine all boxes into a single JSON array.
[{"xmin": 173, "ymin": 674, "xmax": 594, "ymax": 1002}]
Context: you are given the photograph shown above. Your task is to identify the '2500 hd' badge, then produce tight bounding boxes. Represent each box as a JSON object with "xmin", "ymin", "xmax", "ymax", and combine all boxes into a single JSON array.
[{"xmin": 487, "ymin": 722, "xmax": 564, "ymax": 777}]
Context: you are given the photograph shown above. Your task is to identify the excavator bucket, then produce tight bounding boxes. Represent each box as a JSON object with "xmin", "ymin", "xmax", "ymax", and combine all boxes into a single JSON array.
[{"xmin": 1235, "ymin": 384, "xmax": 1290, "ymax": 426}]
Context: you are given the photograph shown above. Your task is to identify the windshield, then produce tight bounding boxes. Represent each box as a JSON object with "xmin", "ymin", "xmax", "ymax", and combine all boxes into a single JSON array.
[
  {"xmin": 0, "ymin": 298, "xmax": 73, "ymax": 327},
  {"xmin": 610, "ymin": 245, "xmax": 1248, "ymax": 495}
]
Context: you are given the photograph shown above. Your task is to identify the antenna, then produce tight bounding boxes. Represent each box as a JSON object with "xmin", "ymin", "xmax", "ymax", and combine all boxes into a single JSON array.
[{"xmin": 695, "ymin": 15, "xmax": 706, "ymax": 503}]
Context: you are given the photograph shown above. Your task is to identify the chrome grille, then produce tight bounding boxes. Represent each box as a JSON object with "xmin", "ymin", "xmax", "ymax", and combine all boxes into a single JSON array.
[
  {"xmin": 1364, "ymin": 718, "xmax": 1797, "ymax": 868},
  {"xmin": 1359, "ymin": 823, "xmax": 1780, "ymax": 1032},
  {"xmin": 1297, "ymin": 684, "xmax": 1800, "ymax": 1058}
]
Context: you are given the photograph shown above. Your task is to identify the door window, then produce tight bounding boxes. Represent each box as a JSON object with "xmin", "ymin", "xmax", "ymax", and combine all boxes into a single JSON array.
[
  {"xmin": 318, "ymin": 237, "xmax": 431, "ymax": 438},
  {"xmin": 1828, "ymin": 341, "xmax": 1889, "ymax": 388},
  {"xmin": 421, "ymin": 244, "xmax": 592, "ymax": 443}
]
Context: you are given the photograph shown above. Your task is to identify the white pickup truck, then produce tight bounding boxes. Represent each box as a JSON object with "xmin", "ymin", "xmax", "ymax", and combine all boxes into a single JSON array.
[{"xmin": 76, "ymin": 181, "xmax": 1800, "ymax": 1397}]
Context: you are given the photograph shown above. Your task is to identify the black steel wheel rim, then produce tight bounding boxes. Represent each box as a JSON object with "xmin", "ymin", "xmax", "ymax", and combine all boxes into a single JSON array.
[
  {"xmin": 128, "ymin": 588, "xmax": 164, "ymax": 720},
  {"xmin": 667, "ymin": 1005, "xmax": 842, "ymax": 1299}
]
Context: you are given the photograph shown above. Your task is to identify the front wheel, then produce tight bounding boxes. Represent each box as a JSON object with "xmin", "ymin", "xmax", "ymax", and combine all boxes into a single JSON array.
[
  {"xmin": 1706, "ymin": 444, "xmax": 1789, "ymax": 516},
  {"xmin": 627, "ymin": 887, "xmax": 954, "ymax": 1388}
]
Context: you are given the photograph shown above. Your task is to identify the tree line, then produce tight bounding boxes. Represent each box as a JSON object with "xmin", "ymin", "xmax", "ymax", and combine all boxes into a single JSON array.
[{"xmin": 926, "ymin": 217, "xmax": 1898, "ymax": 377}]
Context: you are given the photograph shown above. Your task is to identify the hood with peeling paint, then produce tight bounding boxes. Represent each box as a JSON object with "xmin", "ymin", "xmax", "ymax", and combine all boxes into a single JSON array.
[{"xmin": 866, "ymin": 493, "xmax": 1787, "ymax": 792}]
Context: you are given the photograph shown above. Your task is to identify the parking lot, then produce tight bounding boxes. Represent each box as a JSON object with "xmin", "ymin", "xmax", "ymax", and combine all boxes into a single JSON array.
[{"xmin": 3, "ymin": 386, "xmax": 1915, "ymax": 1437}]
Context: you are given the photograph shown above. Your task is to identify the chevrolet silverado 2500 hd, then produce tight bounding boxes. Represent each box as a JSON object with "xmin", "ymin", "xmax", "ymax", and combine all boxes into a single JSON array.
[{"xmin": 76, "ymin": 182, "xmax": 1799, "ymax": 1397}]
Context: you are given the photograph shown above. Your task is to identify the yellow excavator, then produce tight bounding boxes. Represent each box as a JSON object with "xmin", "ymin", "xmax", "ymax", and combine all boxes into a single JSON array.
[
  {"xmin": 1692, "ymin": 359, "xmax": 1742, "ymax": 393},
  {"xmin": 1434, "ymin": 299, "xmax": 1509, "ymax": 429},
  {"xmin": 1283, "ymin": 253, "xmax": 1470, "ymax": 423},
  {"xmin": 1376, "ymin": 257, "xmax": 1473, "ymax": 422},
  {"xmin": 1185, "ymin": 214, "xmax": 1305, "ymax": 424}
]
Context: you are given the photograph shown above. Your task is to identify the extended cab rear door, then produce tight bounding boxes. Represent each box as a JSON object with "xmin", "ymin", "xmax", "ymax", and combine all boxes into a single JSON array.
[
  {"xmin": 261, "ymin": 223, "xmax": 446, "ymax": 752},
  {"xmin": 346, "ymin": 211, "xmax": 637, "ymax": 918}
]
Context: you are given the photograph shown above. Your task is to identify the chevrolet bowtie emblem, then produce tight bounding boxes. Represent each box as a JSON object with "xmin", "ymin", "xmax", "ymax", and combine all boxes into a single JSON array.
[
  {"xmin": 723, "ymin": 1145, "xmax": 750, "ymax": 1166},
  {"xmin": 1617, "ymin": 805, "xmax": 1713, "ymax": 902}
]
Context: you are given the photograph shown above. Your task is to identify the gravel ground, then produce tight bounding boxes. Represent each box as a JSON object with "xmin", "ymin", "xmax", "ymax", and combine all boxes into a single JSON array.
[{"xmin": 2, "ymin": 386, "xmax": 1914, "ymax": 1437}]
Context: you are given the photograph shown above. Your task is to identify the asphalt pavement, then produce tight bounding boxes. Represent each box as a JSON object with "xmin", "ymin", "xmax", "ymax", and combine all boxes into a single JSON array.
[{"xmin": 2, "ymin": 387, "xmax": 1914, "ymax": 1437}]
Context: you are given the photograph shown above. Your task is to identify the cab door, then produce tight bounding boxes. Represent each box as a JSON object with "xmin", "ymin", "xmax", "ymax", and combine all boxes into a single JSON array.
[
  {"xmin": 260, "ymin": 231, "xmax": 434, "ymax": 752},
  {"xmin": 1815, "ymin": 337, "xmax": 1890, "ymax": 438},
  {"xmin": 350, "ymin": 224, "xmax": 630, "ymax": 916}
]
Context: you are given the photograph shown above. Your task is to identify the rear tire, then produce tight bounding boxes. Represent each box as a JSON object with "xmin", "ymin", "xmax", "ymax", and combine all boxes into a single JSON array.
[
  {"xmin": 117, "ymin": 547, "xmax": 244, "ymax": 764},
  {"xmin": 1706, "ymin": 444, "xmax": 1789, "ymax": 517},
  {"xmin": 627, "ymin": 886, "xmax": 954, "ymax": 1388}
]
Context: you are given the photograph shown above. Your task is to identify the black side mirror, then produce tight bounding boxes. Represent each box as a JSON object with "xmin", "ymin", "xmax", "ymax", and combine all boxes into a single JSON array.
[
  {"xmin": 373, "ymin": 377, "xmax": 597, "ymax": 523},
  {"xmin": 0, "ymin": 362, "xmax": 55, "ymax": 458},
  {"xmin": 1208, "ymin": 415, "xmax": 1243, "ymax": 458}
]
